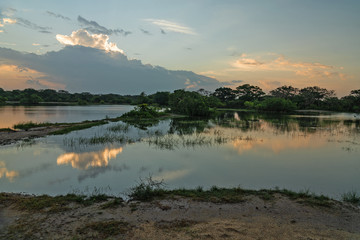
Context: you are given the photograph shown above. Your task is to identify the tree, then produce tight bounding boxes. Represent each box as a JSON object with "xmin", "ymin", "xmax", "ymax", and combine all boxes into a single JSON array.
[
  {"xmin": 298, "ymin": 86, "xmax": 335, "ymax": 108},
  {"xmin": 212, "ymin": 87, "xmax": 236, "ymax": 102},
  {"xmin": 169, "ymin": 90, "xmax": 211, "ymax": 117},
  {"xmin": 270, "ymin": 85, "xmax": 298, "ymax": 100},
  {"xmin": 235, "ymin": 84, "xmax": 265, "ymax": 101},
  {"xmin": 152, "ymin": 91, "xmax": 170, "ymax": 106}
]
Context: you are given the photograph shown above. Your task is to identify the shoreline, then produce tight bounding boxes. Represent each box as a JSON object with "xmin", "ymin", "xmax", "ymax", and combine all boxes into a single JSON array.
[{"xmin": 1, "ymin": 191, "xmax": 359, "ymax": 239}]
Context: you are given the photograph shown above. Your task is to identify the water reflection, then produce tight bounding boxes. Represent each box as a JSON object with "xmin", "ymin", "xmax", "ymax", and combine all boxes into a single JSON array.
[
  {"xmin": 1, "ymin": 110, "xmax": 359, "ymax": 197},
  {"xmin": 0, "ymin": 161, "xmax": 19, "ymax": 181},
  {"xmin": 57, "ymin": 147, "xmax": 123, "ymax": 170}
]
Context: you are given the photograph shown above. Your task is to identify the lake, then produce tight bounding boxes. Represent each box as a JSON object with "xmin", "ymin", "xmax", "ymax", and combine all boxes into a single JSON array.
[
  {"xmin": 0, "ymin": 107, "xmax": 359, "ymax": 199},
  {"xmin": 0, "ymin": 105, "xmax": 134, "ymax": 128}
]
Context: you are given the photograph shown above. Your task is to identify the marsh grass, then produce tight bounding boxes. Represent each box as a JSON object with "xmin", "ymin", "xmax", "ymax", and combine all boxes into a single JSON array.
[
  {"xmin": 342, "ymin": 191, "xmax": 360, "ymax": 205},
  {"xmin": 107, "ymin": 123, "xmax": 130, "ymax": 133},
  {"xmin": 63, "ymin": 134, "xmax": 133, "ymax": 147},
  {"xmin": 143, "ymin": 130, "xmax": 251, "ymax": 150}
]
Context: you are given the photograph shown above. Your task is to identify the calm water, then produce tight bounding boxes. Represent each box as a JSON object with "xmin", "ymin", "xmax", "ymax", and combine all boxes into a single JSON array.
[
  {"xmin": 0, "ymin": 109, "xmax": 359, "ymax": 199},
  {"xmin": 0, "ymin": 105, "xmax": 134, "ymax": 128}
]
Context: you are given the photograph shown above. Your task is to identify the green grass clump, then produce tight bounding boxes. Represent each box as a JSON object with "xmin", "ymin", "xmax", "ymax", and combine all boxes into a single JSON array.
[
  {"xmin": 342, "ymin": 191, "xmax": 360, "ymax": 205},
  {"xmin": 13, "ymin": 121, "xmax": 53, "ymax": 130},
  {"xmin": 127, "ymin": 177, "xmax": 166, "ymax": 201}
]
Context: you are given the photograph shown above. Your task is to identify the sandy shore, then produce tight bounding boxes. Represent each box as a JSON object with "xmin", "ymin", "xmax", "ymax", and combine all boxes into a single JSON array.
[{"xmin": 1, "ymin": 193, "xmax": 359, "ymax": 239}]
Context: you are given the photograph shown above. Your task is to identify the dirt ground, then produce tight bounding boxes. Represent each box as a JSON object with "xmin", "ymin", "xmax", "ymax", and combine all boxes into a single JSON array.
[
  {"xmin": 0, "ymin": 127, "xmax": 64, "ymax": 146},
  {"xmin": 1, "ymin": 194, "xmax": 359, "ymax": 240}
]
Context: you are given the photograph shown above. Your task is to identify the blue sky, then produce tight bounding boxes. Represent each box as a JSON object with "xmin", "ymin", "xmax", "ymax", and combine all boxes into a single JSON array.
[{"xmin": 0, "ymin": 0, "xmax": 359, "ymax": 95}]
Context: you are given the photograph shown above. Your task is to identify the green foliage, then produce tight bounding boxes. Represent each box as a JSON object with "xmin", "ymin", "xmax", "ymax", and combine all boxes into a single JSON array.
[
  {"xmin": 256, "ymin": 97, "xmax": 297, "ymax": 112},
  {"xmin": 121, "ymin": 104, "xmax": 163, "ymax": 119},
  {"xmin": 169, "ymin": 90, "xmax": 212, "ymax": 117},
  {"xmin": 19, "ymin": 93, "xmax": 43, "ymax": 105}
]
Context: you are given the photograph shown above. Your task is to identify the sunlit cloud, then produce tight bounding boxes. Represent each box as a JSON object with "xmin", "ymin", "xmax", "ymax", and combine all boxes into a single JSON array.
[
  {"xmin": 57, "ymin": 147, "xmax": 123, "ymax": 170},
  {"xmin": 145, "ymin": 19, "xmax": 197, "ymax": 35},
  {"xmin": 3, "ymin": 18, "xmax": 17, "ymax": 24},
  {"xmin": 230, "ymin": 53, "xmax": 348, "ymax": 80},
  {"xmin": 56, "ymin": 29, "xmax": 124, "ymax": 53},
  {"xmin": 0, "ymin": 161, "xmax": 19, "ymax": 182},
  {"xmin": 0, "ymin": 64, "xmax": 64, "ymax": 90}
]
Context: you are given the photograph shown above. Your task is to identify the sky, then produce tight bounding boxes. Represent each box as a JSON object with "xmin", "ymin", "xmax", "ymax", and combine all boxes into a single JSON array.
[{"xmin": 0, "ymin": 0, "xmax": 359, "ymax": 95}]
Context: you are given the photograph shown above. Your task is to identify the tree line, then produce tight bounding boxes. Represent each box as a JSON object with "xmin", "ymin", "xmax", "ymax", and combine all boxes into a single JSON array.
[{"xmin": 0, "ymin": 85, "xmax": 359, "ymax": 116}]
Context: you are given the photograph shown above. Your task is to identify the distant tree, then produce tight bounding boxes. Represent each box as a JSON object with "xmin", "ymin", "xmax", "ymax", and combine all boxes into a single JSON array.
[
  {"xmin": 235, "ymin": 84, "xmax": 265, "ymax": 101},
  {"xmin": 270, "ymin": 85, "xmax": 298, "ymax": 100},
  {"xmin": 256, "ymin": 98, "xmax": 297, "ymax": 112},
  {"xmin": 298, "ymin": 86, "xmax": 335, "ymax": 108},
  {"xmin": 169, "ymin": 90, "xmax": 211, "ymax": 117},
  {"xmin": 212, "ymin": 87, "xmax": 236, "ymax": 102},
  {"xmin": 152, "ymin": 91, "xmax": 170, "ymax": 106},
  {"xmin": 20, "ymin": 94, "xmax": 43, "ymax": 105}
]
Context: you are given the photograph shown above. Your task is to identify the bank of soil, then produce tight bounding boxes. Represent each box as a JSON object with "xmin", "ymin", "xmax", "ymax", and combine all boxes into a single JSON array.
[
  {"xmin": 0, "ymin": 126, "xmax": 64, "ymax": 145},
  {"xmin": 0, "ymin": 193, "xmax": 359, "ymax": 239}
]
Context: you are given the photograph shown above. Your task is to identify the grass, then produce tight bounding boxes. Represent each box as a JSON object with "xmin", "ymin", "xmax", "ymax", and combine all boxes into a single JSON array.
[
  {"xmin": 63, "ymin": 134, "xmax": 133, "ymax": 146},
  {"xmin": 126, "ymin": 178, "xmax": 334, "ymax": 207},
  {"xmin": 342, "ymin": 191, "xmax": 360, "ymax": 205},
  {"xmin": 107, "ymin": 123, "xmax": 130, "ymax": 132},
  {"xmin": 13, "ymin": 121, "xmax": 53, "ymax": 131},
  {"xmin": 76, "ymin": 220, "xmax": 130, "ymax": 238},
  {"xmin": 0, "ymin": 192, "xmax": 114, "ymax": 212}
]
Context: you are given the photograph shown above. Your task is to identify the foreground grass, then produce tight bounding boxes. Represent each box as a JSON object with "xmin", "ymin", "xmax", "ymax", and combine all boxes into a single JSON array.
[{"xmin": 13, "ymin": 121, "xmax": 53, "ymax": 131}]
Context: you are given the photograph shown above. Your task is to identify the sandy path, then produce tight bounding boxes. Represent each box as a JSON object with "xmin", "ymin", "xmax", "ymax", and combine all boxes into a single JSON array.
[{"xmin": 1, "ymin": 194, "xmax": 359, "ymax": 239}]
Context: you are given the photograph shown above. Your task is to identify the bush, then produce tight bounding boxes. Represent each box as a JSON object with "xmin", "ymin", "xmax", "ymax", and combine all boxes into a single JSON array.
[{"xmin": 257, "ymin": 98, "xmax": 297, "ymax": 112}]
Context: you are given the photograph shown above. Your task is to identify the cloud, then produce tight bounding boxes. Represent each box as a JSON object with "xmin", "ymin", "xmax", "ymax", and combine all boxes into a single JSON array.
[
  {"xmin": 230, "ymin": 53, "xmax": 348, "ymax": 80},
  {"xmin": 15, "ymin": 17, "xmax": 52, "ymax": 33},
  {"xmin": 145, "ymin": 19, "xmax": 197, "ymax": 35},
  {"xmin": 46, "ymin": 11, "xmax": 70, "ymax": 20},
  {"xmin": 140, "ymin": 28, "xmax": 151, "ymax": 35},
  {"xmin": 3, "ymin": 18, "xmax": 16, "ymax": 24},
  {"xmin": 57, "ymin": 147, "xmax": 123, "ymax": 170},
  {"xmin": 0, "ymin": 161, "xmax": 19, "ymax": 182},
  {"xmin": 0, "ymin": 41, "xmax": 16, "ymax": 46},
  {"xmin": 77, "ymin": 15, "xmax": 131, "ymax": 36},
  {"xmin": 32, "ymin": 43, "xmax": 50, "ymax": 47},
  {"xmin": 56, "ymin": 29, "xmax": 124, "ymax": 53},
  {"xmin": 0, "ymin": 45, "xmax": 222, "ymax": 94},
  {"xmin": 0, "ymin": 63, "xmax": 64, "ymax": 90}
]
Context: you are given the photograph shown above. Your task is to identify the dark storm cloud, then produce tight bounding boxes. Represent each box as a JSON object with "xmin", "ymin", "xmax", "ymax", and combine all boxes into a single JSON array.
[{"xmin": 0, "ymin": 46, "xmax": 223, "ymax": 94}]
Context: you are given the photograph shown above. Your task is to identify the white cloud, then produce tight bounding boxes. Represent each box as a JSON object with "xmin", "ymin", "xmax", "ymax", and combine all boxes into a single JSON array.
[
  {"xmin": 56, "ymin": 29, "xmax": 124, "ymax": 53},
  {"xmin": 145, "ymin": 19, "xmax": 197, "ymax": 35}
]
